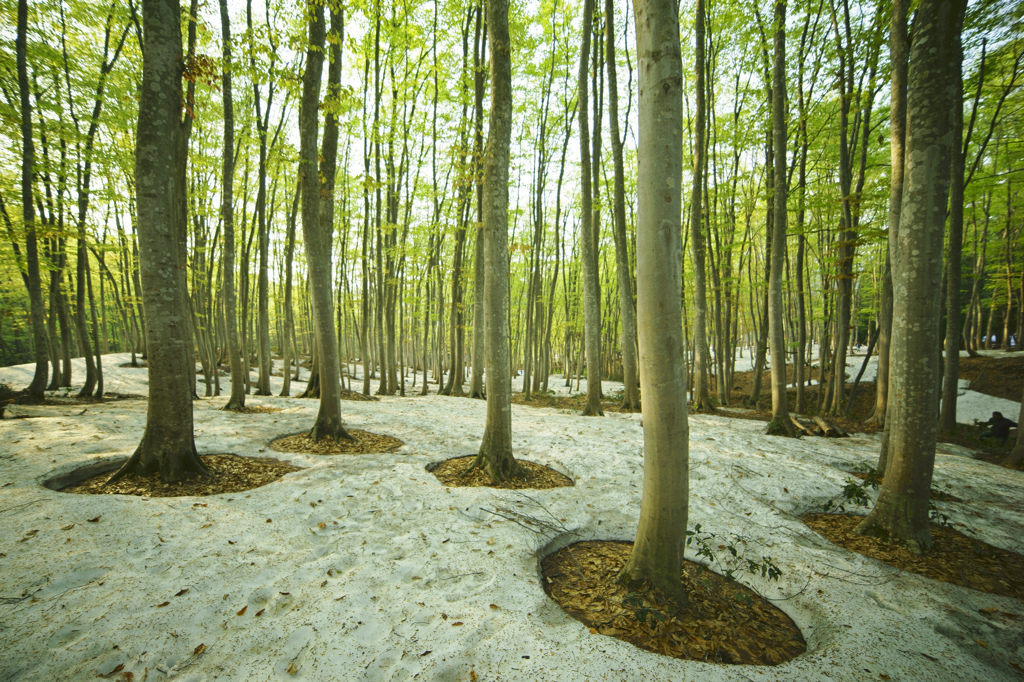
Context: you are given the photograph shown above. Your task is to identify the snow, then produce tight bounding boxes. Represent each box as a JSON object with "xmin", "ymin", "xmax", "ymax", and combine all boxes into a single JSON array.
[{"xmin": 1, "ymin": 353, "xmax": 1022, "ymax": 681}]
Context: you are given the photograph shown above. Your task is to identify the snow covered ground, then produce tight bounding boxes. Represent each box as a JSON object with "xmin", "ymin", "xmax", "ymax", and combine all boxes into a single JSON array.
[{"xmin": 0, "ymin": 354, "xmax": 1022, "ymax": 681}]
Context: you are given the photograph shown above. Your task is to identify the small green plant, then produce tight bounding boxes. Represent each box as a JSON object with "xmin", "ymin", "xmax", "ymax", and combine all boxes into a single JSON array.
[
  {"xmin": 815, "ymin": 467, "xmax": 881, "ymax": 513},
  {"xmin": 685, "ymin": 524, "xmax": 783, "ymax": 583},
  {"xmin": 623, "ymin": 590, "xmax": 668, "ymax": 628}
]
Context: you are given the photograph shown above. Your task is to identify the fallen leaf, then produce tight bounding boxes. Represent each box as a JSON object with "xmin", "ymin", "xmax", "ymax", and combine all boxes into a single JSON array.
[
  {"xmin": 228, "ymin": 540, "xmax": 236, "ymax": 545},
  {"xmin": 419, "ymin": 651, "xmax": 432, "ymax": 657},
  {"xmin": 156, "ymin": 602, "xmax": 170, "ymax": 608},
  {"xmin": 19, "ymin": 530, "xmax": 38, "ymax": 542},
  {"xmin": 489, "ymin": 604, "xmax": 499, "ymax": 610},
  {"xmin": 589, "ymin": 627, "xmax": 598, "ymax": 634},
  {"xmin": 287, "ymin": 662, "xmax": 298, "ymax": 675},
  {"xmin": 980, "ymin": 606, "xmax": 998, "ymax": 614},
  {"xmin": 975, "ymin": 639, "xmax": 988, "ymax": 648},
  {"xmin": 193, "ymin": 643, "xmax": 206, "ymax": 656},
  {"xmin": 255, "ymin": 609, "xmax": 265, "ymax": 617},
  {"xmin": 236, "ymin": 605, "xmax": 247, "ymax": 616},
  {"xmin": 266, "ymin": 519, "xmax": 272, "ymax": 523},
  {"xmin": 200, "ymin": 523, "xmax": 212, "ymax": 529},
  {"xmin": 175, "ymin": 589, "xmax": 189, "ymax": 597},
  {"xmin": 451, "ymin": 621, "xmax": 463, "ymax": 626},
  {"xmin": 318, "ymin": 522, "xmax": 326, "ymax": 529},
  {"xmin": 879, "ymin": 676, "xmax": 890, "ymax": 681},
  {"xmin": 61, "ymin": 524, "xmax": 75, "ymax": 531},
  {"xmin": 279, "ymin": 592, "xmax": 291, "ymax": 596},
  {"xmin": 87, "ymin": 516, "xmax": 101, "ymax": 522}
]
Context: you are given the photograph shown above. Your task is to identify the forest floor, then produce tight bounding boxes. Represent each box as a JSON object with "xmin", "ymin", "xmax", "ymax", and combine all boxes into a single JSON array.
[{"xmin": 0, "ymin": 353, "xmax": 1022, "ymax": 680}]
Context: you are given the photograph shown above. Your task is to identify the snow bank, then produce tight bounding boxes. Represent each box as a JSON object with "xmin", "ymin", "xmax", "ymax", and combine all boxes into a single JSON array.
[{"xmin": 0, "ymin": 354, "xmax": 1022, "ymax": 680}]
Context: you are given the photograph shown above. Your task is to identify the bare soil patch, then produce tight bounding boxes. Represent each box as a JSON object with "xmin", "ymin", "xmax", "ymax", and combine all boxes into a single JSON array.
[
  {"xmin": 61, "ymin": 454, "xmax": 303, "ymax": 497},
  {"xmin": 541, "ymin": 540, "xmax": 806, "ymax": 665},
  {"xmin": 268, "ymin": 429, "xmax": 403, "ymax": 455},
  {"xmin": 957, "ymin": 354, "xmax": 1024, "ymax": 402},
  {"xmin": 802, "ymin": 513, "xmax": 1024, "ymax": 601},
  {"xmin": 340, "ymin": 390, "xmax": 380, "ymax": 402},
  {"xmin": 936, "ymin": 421, "xmax": 1019, "ymax": 469},
  {"xmin": 511, "ymin": 391, "xmax": 640, "ymax": 414},
  {"xmin": 224, "ymin": 405, "xmax": 282, "ymax": 414},
  {"xmin": 118, "ymin": 361, "xmax": 147, "ymax": 368},
  {"xmin": 429, "ymin": 455, "xmax": 573, "ymax": 489},
  {"xmin": 845, "ymin": 471, "xmax": 964, "ymax": 502}
]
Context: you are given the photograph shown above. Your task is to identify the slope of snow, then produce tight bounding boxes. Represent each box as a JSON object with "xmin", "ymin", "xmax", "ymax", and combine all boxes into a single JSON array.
[{"xmin": 0, "ymin": 354, "xmax": 1022, "ymax": 681}]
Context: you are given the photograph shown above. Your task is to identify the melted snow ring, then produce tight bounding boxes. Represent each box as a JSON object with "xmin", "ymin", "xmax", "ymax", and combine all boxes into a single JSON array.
[{"xmin": 427, "ymin": 455, "xmax": 574, "ymax": 489}]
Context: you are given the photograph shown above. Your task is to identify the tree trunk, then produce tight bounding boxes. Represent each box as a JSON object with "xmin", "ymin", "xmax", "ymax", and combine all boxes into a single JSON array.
[
  {"xmin": 604, "ymin": 0, "xmax": 638, "ymax": 411},
  {"xmin": 109, "ymin": 0, "xmax": 208, "ymax": 484},
  {"xmin": 16, "ymin": 0, "xmax": 49, "ymax": 399},
  {"xmin": 577, "ymin": 0, "xmax": 603, "ymax": 417},
  {"xmin": 619, "ymin": 0, "xmax": 689, "ymax": 606},
  {"xmin": 767, "ymin": 0, "xmax": 793, "ymax": 436},
  {"xmin": 856, "ymin": 0, "xmax": 964, "ymax": 552},
  {"xmin": 218, "ymin": 0, "xmax": 245, "ymax": 411},
  {"xmin": 473, "ymin": 0, "xmax": 521, "ymax": 482},
  {"xmin": 299, "ymin": 0, "xmax": 351, "ymax": 442},
  {"xmin": 939, "ymin": 35, "xmax": 965, "ymax": 434}
]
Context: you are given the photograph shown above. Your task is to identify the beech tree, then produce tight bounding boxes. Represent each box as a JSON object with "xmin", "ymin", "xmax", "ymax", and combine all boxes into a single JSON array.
[
  {"xmin": 766, "ymin": 0, "xmax": 793, "ymax": 437},
  {"xmin": 576, "ymin": 0, "xmax": 603, "ymax": 417},
  {"xmin": 220, "ymin": 0, "xmax": 246, "ymax": 412},
  {"xmin": 108, "ymin": 0, "xmax": 208, "ymax": 483},
  {"xmin": 619, "ymin": 0, "xmax": 689, "ymax": 605},
  {"xmin": 15, "ymin": 0, "xmax": 48, "ymax": 400},
  {"xmin": 472, "ymin": 0, "xmax": 520, "ymax": 482},
  {"xmin": 298, "ymin": 0, "xmax": 351, "ymax": 442},
  {"xmin": 856, "ymin": 0, "xmax": 965, "ymax": 551}
]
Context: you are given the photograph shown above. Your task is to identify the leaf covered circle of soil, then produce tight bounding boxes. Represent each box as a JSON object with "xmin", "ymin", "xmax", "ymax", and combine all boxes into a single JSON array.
[
  {"xmin": 429, "ymin": 455, "xmax": 574, "ymax": 489},
  {"xmin": 541, "ymin": 540, "xmax": 806, "ymax": 665},
  {"xmin": 340, "ymin": 390, "xmax": 380, "ymax": 402},
  {"xmin": 61, "ymin": 454, "xmax": 304, "ymax": 497},
  {"xmin": 510, "ymin": 391, "xmax": 639, "ymax": 414},
  {"xmin": 802, "ymin": 513, "xmax": 1024, "ymax": 601},
  {"xmin": 268, "ymin": 429, "xmax": 403, "ymax": 455},
  {"xmin": 224, "ymin": 405, "xmax": 283, "ymax": 414}
]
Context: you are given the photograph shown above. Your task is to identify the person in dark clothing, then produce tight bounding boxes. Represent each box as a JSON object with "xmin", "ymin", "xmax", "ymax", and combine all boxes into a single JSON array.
[{"xmin": 976, "ymin": 411, "xmax": 1018, "ymax": 444}]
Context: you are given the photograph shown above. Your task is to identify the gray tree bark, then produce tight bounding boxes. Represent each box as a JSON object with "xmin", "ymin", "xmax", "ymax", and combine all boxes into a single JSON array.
[
  {"xmin": 872, "ymin": 0, "xmax": 908, "ymax": 432},
  {"xmin": 856, "ymin": 0, "xmax": 964, "ymax": 552},
  {"xmin": 619, "ymin": 0, "xmax": 689, "ymax": 607},
  {"xmin": 299, "ymin": 0, "xmax": 351, "ymax": 442},
  {"xmin": 767, "ymin": 0, "xmax": 793, "ymax": 436},
  {"xmin": 604, "ymin": 0, "xmax": 639, "ymax": 411},
  {"xmin": 219, "ymin": 0, "xmax": 245, "ymax": 411},
  {"xmin": 109, "ymin": 0, "xmax": 208, "ymax": 483},
  {"xmin": 16, "ymin": 0, "xmax": 49, "ymax": 399},
  {"xmin": 939, "ymin": 34, "xmax": 966, "ymax": 434},
  {"xmin": 688, "ymin": 0, "xmax": 714, "ymax": 413},
  {"xmin": 473, "ymin": 0, "xmax": 521, "ymax": 481},
  {"xmin": 577, "ymin": 0, "xmax": 603, "ymax": 417}
]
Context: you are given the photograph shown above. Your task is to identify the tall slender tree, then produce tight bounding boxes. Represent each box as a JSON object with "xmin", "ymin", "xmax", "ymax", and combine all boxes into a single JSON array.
[
  {"xmin": 856, "ymin": 0, "xmax": 965, "ymax": 552},
  {"xmin": 16, "ymin": 0, "xmax": 49, "ymax": 399},
  {"xmin": 299, "ymin": 0, "xmax": 351, "ymax": 442},
  {"xmin": 604, "ymin": 0, "xmax": 639, "ymax": 411},
  {"xmin": 472, "ymin": 0, "xmax": 521, "ymax": 481},
  {"xmin": 618, "ymin": 0, "xmax": 689, "ymax": 606},
  {"xmin": 766, "ymin": 0, "xmax": 794, "ymax": 436},
  {"xmin": 220, "ymin": 0, "xmax": 246, "ymax": 411},
  {"xmin": 577, "ymin": 0, "xmax": 603, "ymax": 417}
]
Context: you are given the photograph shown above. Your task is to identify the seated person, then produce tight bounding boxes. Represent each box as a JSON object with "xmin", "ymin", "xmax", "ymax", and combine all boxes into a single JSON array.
[{"xmin": 976, "ymin": 411, "xmax": 1018, "ymax": 444}]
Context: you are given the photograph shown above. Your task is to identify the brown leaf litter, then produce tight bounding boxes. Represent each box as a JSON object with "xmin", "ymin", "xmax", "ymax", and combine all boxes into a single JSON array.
[
  {"xmin": 269, "ymin": 429, "xmax": 404, "ymax": 455},
  {"xmin": 541, "ymin": 540, "xmax": 806, "ymax": 665},
  {"xmin": 802, "ymin": 513, "xmax": 1024, "ymax": 601},
  {"xmin": 224, "ymin": 405, "xmax": 282, "ymax": 414},
  {"xmin": 61, "ymin": 454, "xmax": 304, "ymax": 497},
  {"xmin": 429, "ymin": 455, "xmax": 573, "ymax": 489},
  {"xmin": 510, "ymin": 391, "xmax": 640, "ymax": 414}
]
